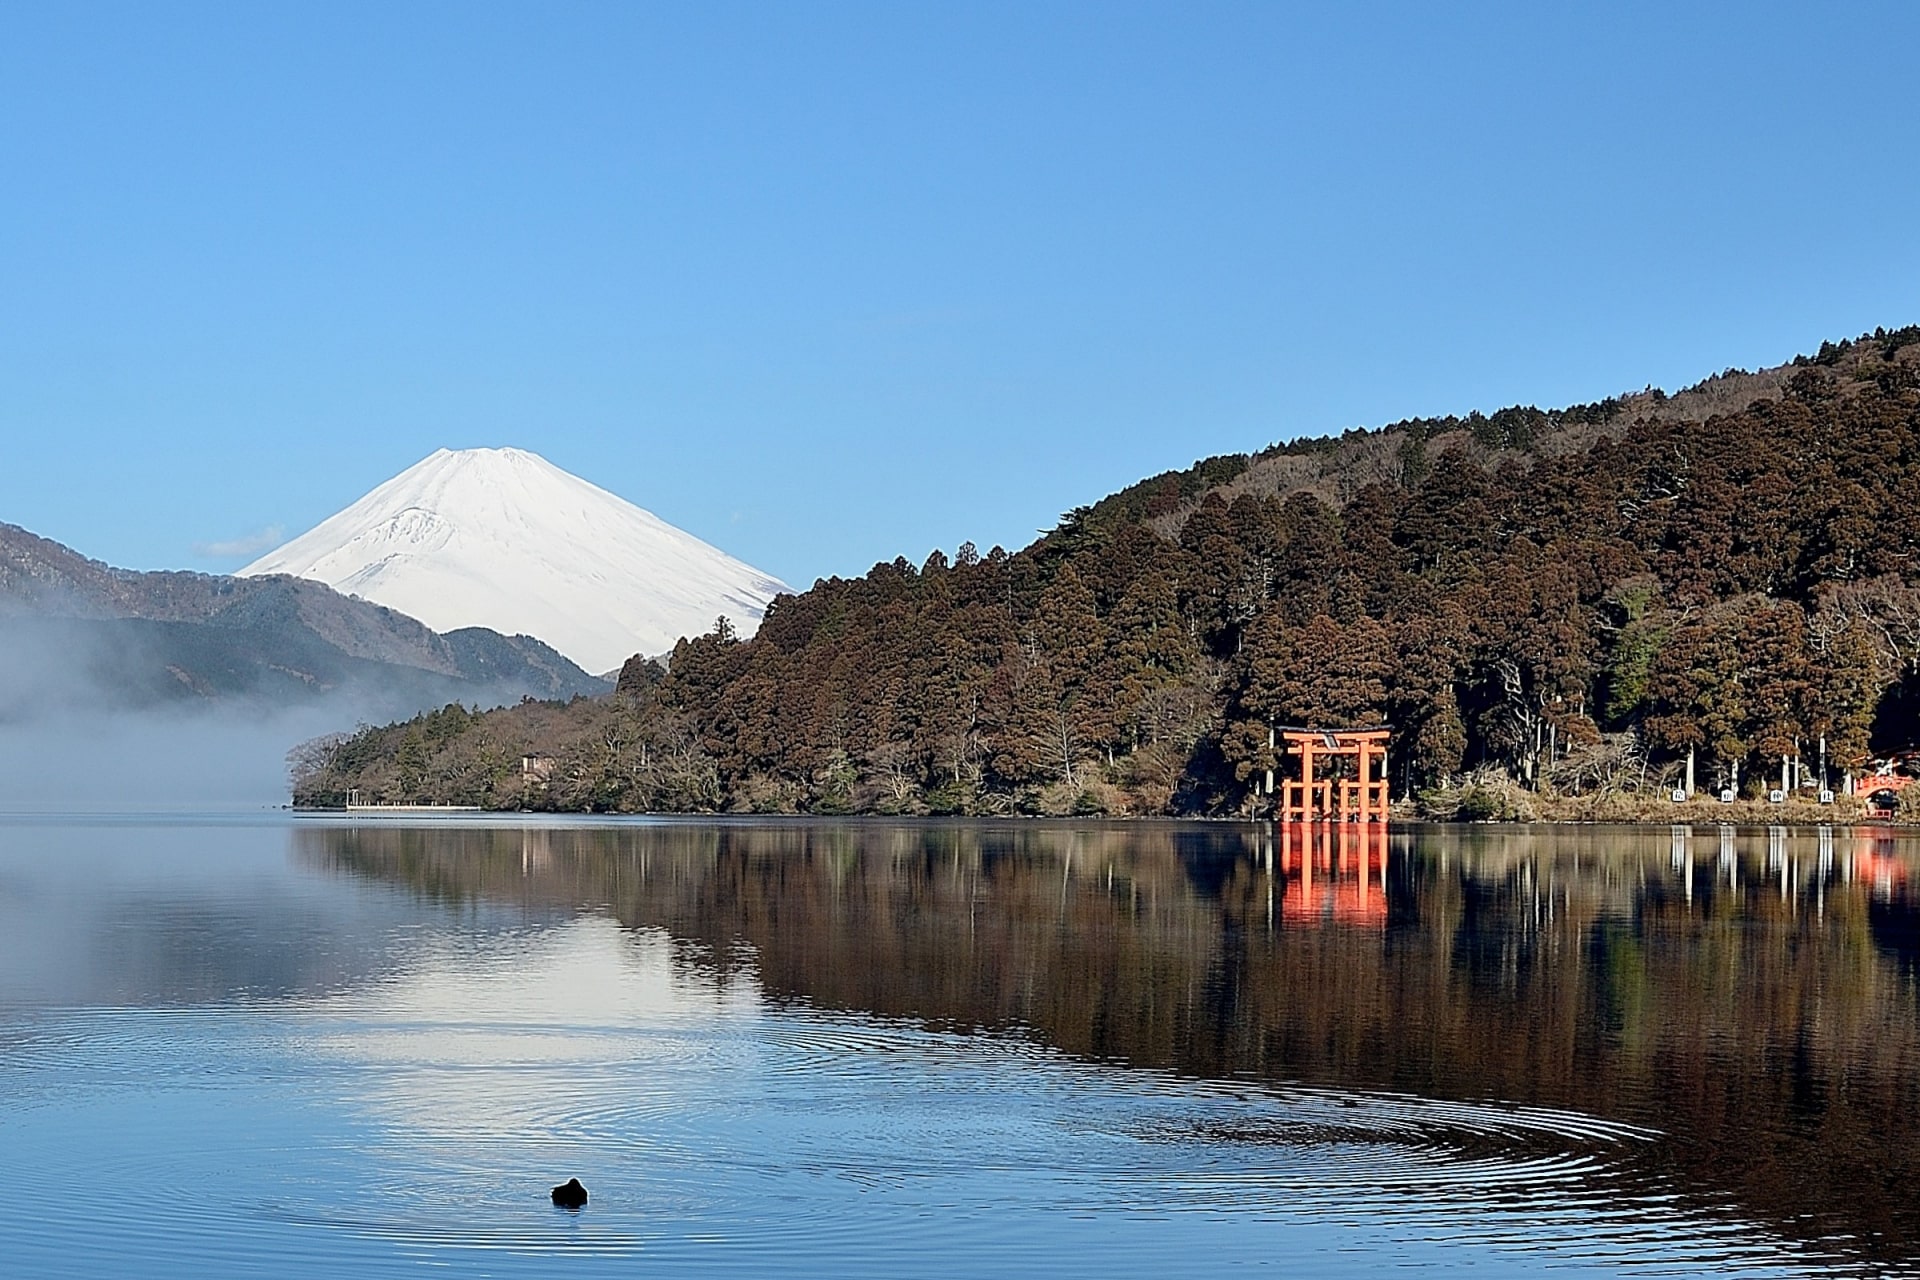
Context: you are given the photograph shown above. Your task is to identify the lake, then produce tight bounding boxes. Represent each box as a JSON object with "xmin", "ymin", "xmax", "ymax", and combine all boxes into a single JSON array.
[{"xmin": 0, "ymin": 816, "xmax": 1915, "ymax": 1277}]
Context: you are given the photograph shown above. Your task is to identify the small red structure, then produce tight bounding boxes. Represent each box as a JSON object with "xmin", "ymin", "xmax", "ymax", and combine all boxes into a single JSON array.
[
  {"xmin": 1859, "ymin": 771, "xmax": 1913, "ymax": 816},
  {"xmin": 1272, "ymin": 726, "xmax": 1391, "ymax": 823}
]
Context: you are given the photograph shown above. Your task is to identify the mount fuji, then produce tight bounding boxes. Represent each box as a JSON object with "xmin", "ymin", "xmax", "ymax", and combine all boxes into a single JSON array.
[{"xmin": 240, "ymin": 448, "xmax": 791, "ymax": 674}]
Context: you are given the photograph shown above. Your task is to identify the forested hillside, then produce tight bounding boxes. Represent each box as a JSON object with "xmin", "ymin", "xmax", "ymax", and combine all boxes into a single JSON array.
[{"xmin": 297, "ymin": 328, "xmax": 1920, "ymax": 815}]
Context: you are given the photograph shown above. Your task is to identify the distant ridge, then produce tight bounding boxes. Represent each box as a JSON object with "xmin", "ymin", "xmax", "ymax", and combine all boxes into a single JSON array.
[
  {"xmin": 0, "ymin": 521, "xmax": 606, "ymax": 717},
  {"xmin": 242, "ymin": 447, "xmax": 791, "ymax": 674}
]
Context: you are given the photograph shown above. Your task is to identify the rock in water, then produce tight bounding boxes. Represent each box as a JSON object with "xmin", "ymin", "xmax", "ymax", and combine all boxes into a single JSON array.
[{"xmin": 551, "ymin": 1177, "xmax": 588, "ymax": 1209}]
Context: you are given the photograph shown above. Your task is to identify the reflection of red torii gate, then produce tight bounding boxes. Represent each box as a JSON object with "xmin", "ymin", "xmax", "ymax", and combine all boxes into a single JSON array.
[
  {"xmin": 1268, "ymin": 821, "xmax": 1389, "ymax": 928},
  {"xmin": 1272, "ymin": 726, "xmax": 1391, "ymax": 823}
]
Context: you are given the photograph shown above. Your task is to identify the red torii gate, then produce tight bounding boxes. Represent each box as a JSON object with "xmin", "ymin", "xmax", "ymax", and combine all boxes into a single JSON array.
[{"xmin": 1271, "ymin": 725, "xmax": 1391, "ymax": 823}]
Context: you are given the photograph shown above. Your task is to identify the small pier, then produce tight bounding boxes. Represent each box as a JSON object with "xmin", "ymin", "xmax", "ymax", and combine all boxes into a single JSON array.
[
  {"xmin": 342, "ymin": 803, "xmax": 484, "ymax": 813},
  {"xmin": 342, "ymin": 789, "xmax": 481, "ymax": 813}
]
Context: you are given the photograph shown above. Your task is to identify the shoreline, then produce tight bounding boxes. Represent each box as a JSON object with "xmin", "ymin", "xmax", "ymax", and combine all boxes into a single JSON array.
[
  {"xmin": 1451, "ymin": 794, "xmax": 1907, "ymax": 826},
  {"xmin": 285, "ymin": 800, "xmax": 1917, "ymax": 827}
]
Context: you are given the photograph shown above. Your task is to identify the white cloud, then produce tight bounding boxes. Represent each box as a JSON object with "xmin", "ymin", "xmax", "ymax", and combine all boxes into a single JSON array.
[{"xmin": 193, "ymin": 524, "xmax": 284, "ymax": 558}]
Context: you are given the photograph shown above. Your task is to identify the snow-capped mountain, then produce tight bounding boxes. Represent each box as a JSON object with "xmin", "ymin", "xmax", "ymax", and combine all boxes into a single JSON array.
[{"xmin": 240, "ymin": 448, "xmax": 790, "ymax": 674}]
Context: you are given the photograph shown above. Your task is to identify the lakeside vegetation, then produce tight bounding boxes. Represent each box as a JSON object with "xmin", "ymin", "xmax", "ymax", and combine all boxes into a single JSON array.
[{"xmin": 296, "ymin": 329, "xmax": 1920, "ymax": 817}]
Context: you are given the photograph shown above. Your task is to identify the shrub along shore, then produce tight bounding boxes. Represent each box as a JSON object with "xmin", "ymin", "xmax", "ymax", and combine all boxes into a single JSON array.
[{"xmin": 1412, "ymin": 772, "xmax": 1914, "ymax": 825}]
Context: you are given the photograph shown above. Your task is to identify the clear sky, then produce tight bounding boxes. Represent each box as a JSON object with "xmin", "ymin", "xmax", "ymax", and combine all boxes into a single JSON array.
[{"xmin": 2, "ymin": 1, "xmax": 1916, "ymax": 589}]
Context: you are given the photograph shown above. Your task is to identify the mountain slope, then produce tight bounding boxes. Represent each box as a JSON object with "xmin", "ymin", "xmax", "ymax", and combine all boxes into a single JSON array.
[
  {"xmin": 241, "ymin": 447, "xmax": 791, "ymax": 673},
  {"xmin": 0, "ymin": 522, "xmax": 608, "ymax": 717}
]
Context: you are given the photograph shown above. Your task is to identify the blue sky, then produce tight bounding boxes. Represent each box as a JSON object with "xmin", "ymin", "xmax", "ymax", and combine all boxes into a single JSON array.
[{"xmin": 2, "ymin": 1, "xmax": 1916, "ymax": 589}]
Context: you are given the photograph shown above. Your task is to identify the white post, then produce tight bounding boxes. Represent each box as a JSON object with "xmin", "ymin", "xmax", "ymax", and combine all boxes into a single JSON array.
[{"xmin": 1685, "ymin": 748, "xmax": 1695, "ymax": 796}]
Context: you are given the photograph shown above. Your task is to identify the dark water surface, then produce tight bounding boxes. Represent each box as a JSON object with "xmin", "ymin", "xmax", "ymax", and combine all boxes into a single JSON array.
[{"xmin": 1, "ymin": 816, "xmax": 1916, "ymax": 1277}]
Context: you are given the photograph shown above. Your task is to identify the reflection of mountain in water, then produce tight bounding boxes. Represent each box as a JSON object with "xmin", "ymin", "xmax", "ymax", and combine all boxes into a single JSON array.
[{"xmin": 305, "ymin": 819, "xmax": 1920, "ymax": 1269}]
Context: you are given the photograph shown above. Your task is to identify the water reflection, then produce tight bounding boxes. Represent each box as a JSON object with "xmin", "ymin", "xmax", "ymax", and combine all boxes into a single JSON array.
[
  {"xmin": 306, "ymin": 818, "xmax": 1920, "ymax": 1270},
  {"xmin": 5, "ymin": 816, "xmax": 1920, "ymax": 1275}
]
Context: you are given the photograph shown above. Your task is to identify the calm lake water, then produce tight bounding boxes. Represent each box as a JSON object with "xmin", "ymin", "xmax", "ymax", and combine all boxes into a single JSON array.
[{"xmin": 1, "ymin": 816, "xmax": 1916, "ymax": 1277}]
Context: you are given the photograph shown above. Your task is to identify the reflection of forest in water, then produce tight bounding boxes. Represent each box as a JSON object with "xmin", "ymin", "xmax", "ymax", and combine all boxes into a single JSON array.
[{"xmin": 305, "ymin": 819, "xmax": 1920, "ymax": 1264}]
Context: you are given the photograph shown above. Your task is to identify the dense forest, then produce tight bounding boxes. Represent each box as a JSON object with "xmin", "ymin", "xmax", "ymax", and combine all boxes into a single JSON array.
[{"xmin": 296, "ymin": 328, "xmax": 1920, "ymax": 817}]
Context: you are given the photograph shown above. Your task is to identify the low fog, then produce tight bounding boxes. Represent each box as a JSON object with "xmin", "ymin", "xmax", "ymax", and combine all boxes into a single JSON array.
[
  {"xmin": 0, "ymin": 617, "xmax": 514, "ymax": 812},
  {"xmin": 0, "ymin": 708, "xmax": 341, "ymax": 812}
]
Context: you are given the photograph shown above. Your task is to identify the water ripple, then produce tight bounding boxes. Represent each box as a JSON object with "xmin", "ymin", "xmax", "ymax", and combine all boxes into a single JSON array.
[{"xmin": 0, "ymin": 957, "xmax": 1905, "ymax": 1276}]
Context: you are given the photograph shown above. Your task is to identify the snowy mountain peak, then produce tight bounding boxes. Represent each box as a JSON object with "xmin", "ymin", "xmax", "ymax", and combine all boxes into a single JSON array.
[{"xmin": 240, "ymin": 447, "xmax": 791, "ymax": 674}]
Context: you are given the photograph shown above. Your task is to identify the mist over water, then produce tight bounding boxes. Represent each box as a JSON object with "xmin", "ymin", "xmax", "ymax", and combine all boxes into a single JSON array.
[
  {"xmin": 0, "ymin": 617, "xmax": 295, "ymax": 810},
  {"xmin": 0, "ymin": 711, "xmax": 314, "ymax": 811},
  {"xmin": 0, "ymin": 616, "xmax": 546, "ymax": 812}
]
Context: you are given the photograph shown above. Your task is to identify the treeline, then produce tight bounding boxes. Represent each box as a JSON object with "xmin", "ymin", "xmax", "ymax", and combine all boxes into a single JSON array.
[{"xmin": 297, "ymin": 333, "xmax": 1920, "ymax": 815}]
